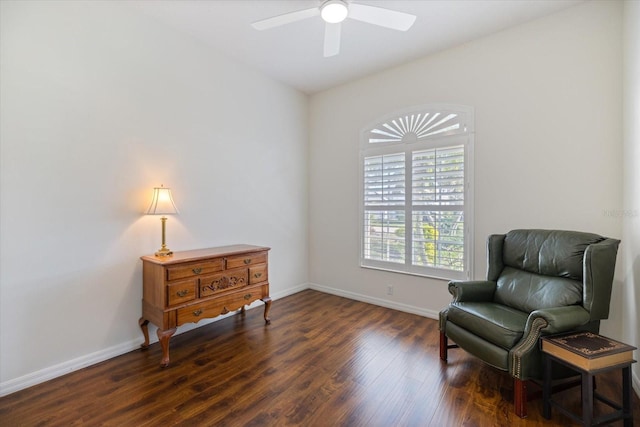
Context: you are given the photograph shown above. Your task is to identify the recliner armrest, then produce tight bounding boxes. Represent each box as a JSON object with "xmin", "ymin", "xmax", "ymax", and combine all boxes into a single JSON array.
[
  {"xmin": 448, "ymin": 280, "xmax": 496, "ymax": 302},
  {"xmin": 527, "ymin": 306, "xmax": 591, "ymax": 335},
  {"xmin": 510, "ymin": 306, "xmax": 591, "ymax": 379}
]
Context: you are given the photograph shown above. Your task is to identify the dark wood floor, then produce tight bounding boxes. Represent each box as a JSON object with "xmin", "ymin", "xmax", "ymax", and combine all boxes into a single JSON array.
[{"xmin": 1, "ymin": 289, "xmax": 638, "ymax": 426}]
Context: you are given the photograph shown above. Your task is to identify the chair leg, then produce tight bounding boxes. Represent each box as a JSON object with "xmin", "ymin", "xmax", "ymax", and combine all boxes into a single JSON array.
[
  {"xmin": 514, "ymin": 378, "xmax": 528, "ymax": 418},
  {"xmin": 439, "ymin": 331, "xmax": 448, "ymax": 362}
]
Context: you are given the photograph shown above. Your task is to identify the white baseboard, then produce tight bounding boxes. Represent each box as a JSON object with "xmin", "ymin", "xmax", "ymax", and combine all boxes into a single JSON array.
[
  {"xmin": 0, "ymin": 283, "xmax": 310, "ymax": 397},
  {"xmin": 307, "ymin": 282, "xmax": 441, "ymax": 320},
  {"xmin": 3, "ymin": 282, "xmax": 639, "ymax": 401},
  {"xmin": 0, "ymin": 338, "xmax": 142, "ymax": 397},
  {"xmin": 306, "ymin": 283, "xmax": 640, "ymax": 398}
]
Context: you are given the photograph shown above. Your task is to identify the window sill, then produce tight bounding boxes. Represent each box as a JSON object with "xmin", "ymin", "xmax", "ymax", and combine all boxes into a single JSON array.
[{"xmin": 360, "ymin": 263, "xmax": 468, "ymax": 282}]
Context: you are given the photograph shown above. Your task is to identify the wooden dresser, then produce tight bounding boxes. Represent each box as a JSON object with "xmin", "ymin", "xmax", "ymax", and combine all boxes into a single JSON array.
[{"xmin": 138, "ymin": 244, "xmax": 271, "ymax": 366}]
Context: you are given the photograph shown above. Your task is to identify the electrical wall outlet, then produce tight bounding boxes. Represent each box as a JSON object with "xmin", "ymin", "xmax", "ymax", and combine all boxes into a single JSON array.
[{"xmin": 387, "ymin": 285, "xmax": 394, "ymax": 295}]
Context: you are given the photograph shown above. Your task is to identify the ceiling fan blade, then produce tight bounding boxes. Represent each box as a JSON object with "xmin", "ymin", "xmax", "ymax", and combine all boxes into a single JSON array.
[
  {"xmin": 348, "ymin": 3, "xmax": 416, "ymax": 31},
  {"xmin": 251, "ymin": 7, "xmax": 320, "ymax": 30},
  {"xmin": 324, "ymin": 23, "xmax": 342, "ymax": 57}
]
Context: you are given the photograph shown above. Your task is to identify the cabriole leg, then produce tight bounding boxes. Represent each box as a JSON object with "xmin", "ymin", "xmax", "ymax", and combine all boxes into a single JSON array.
[
  {"xmin": 262, "ymin": 296, "xmax": 272, "ymax": 325},
  {"xmin": 157, "ymin": 327, "xmax": 176, "ymax": 368},
  {"xmin": 139, "ymin": 317, "xmax": 150, "ymax": 349}
]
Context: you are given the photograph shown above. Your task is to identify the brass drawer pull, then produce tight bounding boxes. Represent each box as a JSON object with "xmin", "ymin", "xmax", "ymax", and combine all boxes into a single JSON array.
[
  {"xmin": 176, "ymin": 290, "xmax": 189, "ymax": 297},
  {"xmin": 243, "ymin": 259, "xmax": 252, "ymax": 265},
  {"xmin": 254, "ymin": 272, "xmax": 262, "ymax": 279},
  {"xmin": 192, "ymin": 309, "xmax": 203, "ymax": 316},
  {"xmin": 243, "ymin": 293, "xmax": 252, "ymax": 300},
  {"xmin": 192, "ymin": 268, "xmax": 202, "ymax": 274}
]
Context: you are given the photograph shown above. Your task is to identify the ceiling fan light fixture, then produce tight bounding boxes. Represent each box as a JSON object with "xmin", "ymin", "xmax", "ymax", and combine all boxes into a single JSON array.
[{"xmin": 321, "ymin": 0, "xmax": 349, "ymax": 24}]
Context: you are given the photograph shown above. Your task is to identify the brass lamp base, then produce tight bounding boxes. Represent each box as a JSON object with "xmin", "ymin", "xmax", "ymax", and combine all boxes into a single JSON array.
[
  {"xmin": 155, "ymin": 247, "xmax": 173, "ymax": 257},
  {"xmin": 154, "ymin": 216, "xmax": 173, "ymax": 257}
]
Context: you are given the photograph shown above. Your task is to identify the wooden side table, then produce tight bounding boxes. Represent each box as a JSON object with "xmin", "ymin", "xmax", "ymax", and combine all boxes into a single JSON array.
[{"xmin": 541, "ymin": 332, "xmax": 636, "ymax": 426}]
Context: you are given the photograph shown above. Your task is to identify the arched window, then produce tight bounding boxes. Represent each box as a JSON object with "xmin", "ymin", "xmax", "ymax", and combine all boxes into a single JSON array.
[{"xmin": 360, "ymin": 105, "xmax": 474, "ymax": 280}]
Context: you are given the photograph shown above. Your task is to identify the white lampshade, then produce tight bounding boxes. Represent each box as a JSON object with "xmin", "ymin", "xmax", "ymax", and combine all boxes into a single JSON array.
[
  {"xmin": 321, "ymin": 0, "xmax": 348, "ymax": 24},
  {"xmin": 146, "ymin": 185, "xmax": 179, "ymax": 215}
]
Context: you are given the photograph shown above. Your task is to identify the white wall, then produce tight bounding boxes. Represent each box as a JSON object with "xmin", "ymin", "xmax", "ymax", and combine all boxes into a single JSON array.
[
  {"xmin": 309, "ymin": 0, "xmax": 625, "ymax": 335},
  {"xmin": 623, "ymin": 0, "xmax": 640, "ymax": 394},
  {"xmin": 2, "ymin": 0, "xmax": 635, "ymax": 398},
  {"xmin": 0, "ymin": 1, "xmax": 309, "ymax": 393}
]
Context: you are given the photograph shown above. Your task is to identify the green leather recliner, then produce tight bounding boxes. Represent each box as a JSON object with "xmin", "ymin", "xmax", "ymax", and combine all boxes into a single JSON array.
[{"xmin": 439, "ymin": 229, "xmax": 620, "ymax": 418}]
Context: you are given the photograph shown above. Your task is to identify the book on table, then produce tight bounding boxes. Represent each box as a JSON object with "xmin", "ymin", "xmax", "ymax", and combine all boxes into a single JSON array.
[{"xmin": 541, "ymin": 331, "xmax": 636, "ymax": 371}]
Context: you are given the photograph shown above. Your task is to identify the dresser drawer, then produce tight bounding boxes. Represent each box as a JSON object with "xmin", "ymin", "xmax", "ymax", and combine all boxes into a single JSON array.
[
  {"xmin": 177, "ymin": 290, "xmax": 261, "ymax": 326},
  {"xmin": 226, "ymin": 251, "xmax": 267, "ymax": 269},
  {"xmin": 249, "ymin": 264, "xmax": 268, "ymax": 284},
  {"xmin": 167, "ymin": 280, "xmax": 197, "ymax": 306},
  {"xmin": 167, "ymin": 259, "xmax": 224, "ymax": 281},
  {"xmin": 199, "ymin": 267, "xmax": 248, "ymax": 297}
]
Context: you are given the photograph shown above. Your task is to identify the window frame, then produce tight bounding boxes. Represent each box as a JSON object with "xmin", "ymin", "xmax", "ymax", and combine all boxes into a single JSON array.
[{"xmin": 359, "ymin": 104, "xmax": 474, "ymax": 281}]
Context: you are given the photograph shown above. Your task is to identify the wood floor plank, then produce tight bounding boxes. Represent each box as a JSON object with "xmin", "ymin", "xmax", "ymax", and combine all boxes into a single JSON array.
[{"xmin": 1, "ymin": 289, "xmax": 638, "ymax": 426}]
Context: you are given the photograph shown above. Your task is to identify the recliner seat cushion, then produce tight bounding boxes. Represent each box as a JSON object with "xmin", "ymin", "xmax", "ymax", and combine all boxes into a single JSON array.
[
  {"xmin": 446, "ymin": 302, "xmax": 528, "ymax": 349},
  {"xmin": 494, "ymin": 267, "xmax": 583, "ymax": 313}
]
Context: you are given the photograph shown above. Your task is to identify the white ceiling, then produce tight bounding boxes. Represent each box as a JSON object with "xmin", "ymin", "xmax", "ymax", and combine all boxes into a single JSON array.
[{"xmin": 127, "ymin": 0, "xmax": 585, "ymax": 94}]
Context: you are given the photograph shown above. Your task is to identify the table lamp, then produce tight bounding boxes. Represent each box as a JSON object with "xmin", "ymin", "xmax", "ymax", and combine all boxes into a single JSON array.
[{"xmin": 146, "ymin": 185, "xmax": 179, "ymax": 256}]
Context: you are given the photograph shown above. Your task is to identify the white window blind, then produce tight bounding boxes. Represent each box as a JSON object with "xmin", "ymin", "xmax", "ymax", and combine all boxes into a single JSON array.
[
  {"xmin": 360, "ymin": 105, "xmax": 473, "ymax": 280},
  {"xmin": 363, "ymin": 153, "xmax": 406, "ymax": 263}
]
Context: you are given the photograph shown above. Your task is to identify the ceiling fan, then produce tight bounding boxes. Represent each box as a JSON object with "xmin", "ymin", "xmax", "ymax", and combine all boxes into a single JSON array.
[{"xmin": 251, "ymin": 0, "xmax": 417, "ymax": 57}]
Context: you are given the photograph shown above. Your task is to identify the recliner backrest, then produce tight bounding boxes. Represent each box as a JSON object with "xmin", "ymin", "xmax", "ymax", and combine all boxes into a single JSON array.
[
  {"xmin": 501, "ymin": 229, "xmax": 604, "ymax": 280},
  {"xmin": 491, "ymin": 230, "xmax": 606, "ymax": 313}
]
